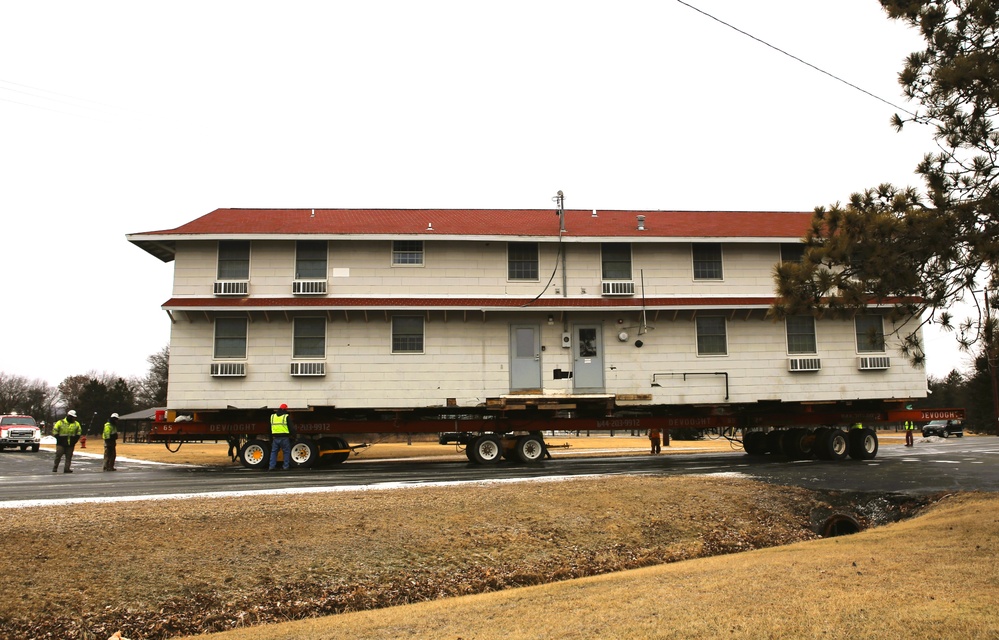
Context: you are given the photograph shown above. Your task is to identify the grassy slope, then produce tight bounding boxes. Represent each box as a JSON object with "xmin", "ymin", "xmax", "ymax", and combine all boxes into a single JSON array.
[{"xmin": 189, "ymin": 493, "xmax": 999, "ymax": 640}]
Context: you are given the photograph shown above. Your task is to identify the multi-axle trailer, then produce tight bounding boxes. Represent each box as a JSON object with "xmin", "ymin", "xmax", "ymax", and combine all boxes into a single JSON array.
[{"xmin": 146, "ymin": 396, "xmax": 964, "ymax": 469}]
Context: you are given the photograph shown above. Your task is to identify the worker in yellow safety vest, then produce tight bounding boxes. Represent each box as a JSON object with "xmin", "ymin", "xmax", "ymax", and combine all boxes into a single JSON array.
[
  {"xmin": 103, "ymin": 413, "xmax": 120, "ymax": 471},
  {"xmin": 268, "ymin": 403, "xmax": 294, "ymax": 470},
  {"xmin": 903, "ymin": 419, "xmax": 915, "ymax": 447},
  {"xmin": 52, "ymin": 410, "xmax": 82, "ymax": 473}
]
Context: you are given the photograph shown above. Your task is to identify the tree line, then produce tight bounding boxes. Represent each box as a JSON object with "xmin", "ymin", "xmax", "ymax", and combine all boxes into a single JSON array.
[{"xmin": 0, "ymin": 345, "xmax": 168, "ymax": 434}]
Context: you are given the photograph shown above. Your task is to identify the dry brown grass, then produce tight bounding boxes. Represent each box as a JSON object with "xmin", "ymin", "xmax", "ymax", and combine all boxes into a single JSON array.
[
  {"xmin": 12, "ymin": 432, "xmax": 973, "ymax": 640},
  {"xmin": 185, "ymin": 493, "xmax": 999, "ymax": 640},
  {"xmin": 2, "ymin": 475, "xmax": 884, "ymax": 639}
]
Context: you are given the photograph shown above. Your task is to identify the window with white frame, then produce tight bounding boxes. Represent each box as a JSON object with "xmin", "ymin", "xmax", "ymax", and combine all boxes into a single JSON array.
[
  {"xmin": 217, "ymin": 241, "xmax": 250, "ymax": 279},
  {"xmin": 855, "ymin": 315, "xmax": 885, "ymax": 353},
  {"xmin": 214, "ymin": 318, "xmax": 247, "ymax": 359},
  {"xmin": 692, "ymin": 243, "xmax": 723, "ymax": 280},
  {"xmin": 780, "ymin": 243, "xmax": 806, "ymax": 263},
  {"xmin": 392, "ymin": 316, "xmax": 424, "ymax": 353},
  {"xmin": 508, "ymin": 242, "xmax": 539, "ymax": 280},
  {"xmin": 601, "ymin": 243, "xmax": 632, "ymax": 280},
  {"xmin": 786, "ymin": 316, "xmax": 817, "ymax": 354},
  {"xmin": 696, "ymin": 316, "xmax": 727, "ymax": 355},
  {"xmin": 392, "ymin": 240, "xmax": 424, "ymax": 265},
  {"xmin": 293, "ymin": 317, "xmax": 326, "ymax": 358},
  {"xmin": 296, "ymin": 240, "xmax": 328, "ymax": 279}
]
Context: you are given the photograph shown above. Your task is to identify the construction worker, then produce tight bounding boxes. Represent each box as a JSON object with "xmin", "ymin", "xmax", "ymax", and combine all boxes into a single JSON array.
[
  {"xmin": 903, "ymin": 419, "xmax": 915, "ymax": 447},
  {"xmin": 648, "ymin": 426, "xmax": 661, "ymax": 455},
  {"xmin": 103, "ymin": 413, "xmax": 120, "ymax": 471},
  {"xmin": 52, "ymin": 410, "xmax": 82, "ymax": 473},
  {"xmin": 268, "ymin": 403, "xmax": 294, "ymax": 470}
]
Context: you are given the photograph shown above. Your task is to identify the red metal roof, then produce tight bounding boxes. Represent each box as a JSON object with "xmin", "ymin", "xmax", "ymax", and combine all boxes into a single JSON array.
[{"xmin": 133, "ymin": 208, "xmax": 813, "ymax": 239}]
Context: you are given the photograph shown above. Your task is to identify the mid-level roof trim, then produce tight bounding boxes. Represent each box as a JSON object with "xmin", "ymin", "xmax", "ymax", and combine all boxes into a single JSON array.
[{"xmin": 160, "ymin": 296, "xmax": 903, "ymax": 312}]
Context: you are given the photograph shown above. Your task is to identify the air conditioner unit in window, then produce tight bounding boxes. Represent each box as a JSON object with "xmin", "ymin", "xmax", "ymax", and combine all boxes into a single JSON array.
[
  {"xmin": 290, "ymin": 361, "xmax": 326, "ymax": 376},
  {"xmin": 210, "ymin": 362, "xmax": 246, "ymax": 377},
  {"xmin": 292, "ymin": 280, "xmax": 327, "ymax": 295},
  {"xmin": 214, "ymin": 280, "xmax": 248, "ymax": 296},
  {"xmin": 788, "ymin": 357, "xmax": 821, "ymax": 372},
  {"xmin": 858, "ymin": 356, "xmax": 891, "ymax": 370},
  {"xmin": 601, "ymin": 281, "xmax": 635, "ymax": 296}
]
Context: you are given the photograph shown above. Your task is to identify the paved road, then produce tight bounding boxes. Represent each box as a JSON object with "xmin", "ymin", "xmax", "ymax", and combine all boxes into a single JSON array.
[{"xmin": 3, "ymin": 437, "xmax": 999, "ymax": 507}]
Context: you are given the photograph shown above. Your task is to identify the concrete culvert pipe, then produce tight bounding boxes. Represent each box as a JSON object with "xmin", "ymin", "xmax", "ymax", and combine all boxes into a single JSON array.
[{"xmin": 821, "ymin": 513, "xmax": 862, "ymax": 537}]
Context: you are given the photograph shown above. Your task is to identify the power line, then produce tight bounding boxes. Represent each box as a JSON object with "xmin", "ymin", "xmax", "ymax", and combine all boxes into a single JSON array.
[{"xmin": 675, "ymin": 0, "xmax": 917, "ymax": 117}]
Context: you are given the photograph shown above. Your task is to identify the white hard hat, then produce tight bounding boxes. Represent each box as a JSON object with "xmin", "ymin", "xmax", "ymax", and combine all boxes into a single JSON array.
[
  {"xmin": 67, "ymin": 410, "xmax": 77, "ymax": 417},
  {"xmin": 111, "ymin": 413, "xmax": 119, "ymax": 419}
]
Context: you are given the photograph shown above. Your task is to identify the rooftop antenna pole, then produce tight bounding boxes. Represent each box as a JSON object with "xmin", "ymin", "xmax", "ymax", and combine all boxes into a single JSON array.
[
  {"xmin": 553, "ymin": 190, "xmax": 567, "ymax": 297},
  {"xmin": 553, "ymin": 190, "xmax": 565, "ymax": 233}
]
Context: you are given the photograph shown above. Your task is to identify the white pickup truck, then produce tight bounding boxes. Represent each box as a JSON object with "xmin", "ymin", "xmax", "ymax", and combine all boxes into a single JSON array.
[{"xmin": 0, "ymin": 414, "xmax": 41, "ymax": 452}]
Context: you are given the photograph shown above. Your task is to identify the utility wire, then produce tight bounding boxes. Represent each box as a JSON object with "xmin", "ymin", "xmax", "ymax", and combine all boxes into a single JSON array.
[{"xmin": 676, "ymin": 0, "xmax": 917, "ymax": 117}]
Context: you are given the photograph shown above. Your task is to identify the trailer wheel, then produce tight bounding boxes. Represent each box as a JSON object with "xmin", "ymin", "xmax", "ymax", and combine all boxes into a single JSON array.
[
  {"xmin": 514, "ymin": 435, "xmax": 545, "ymax": 463},
  {"xmin": 470, "ymin": 435, "xmax": 503, "ymax": 464},
  {"xmin": 764, "ymin": 430, "xmax": 783, "ymax": 455},
  {"xmin": 848, "ymin": 428, "xmax": 879, "ymax": 460},
  {"xmin": 239, "ymin": 439, "xmax": 271, "ymax": 470},
  {"xmin": 318, "ymin": 437, "xmax": 350, "ymax": 466},
  {"xmin": 780, "ymin": 428, "xmax": 812, "ymax": 459},
  {"xmin": 826, "ymin": 429, "xmax": 849, "ymax": 461},
  {"xmin": 742, "ymin": 431, "xmax": 767, "ymax": 456},
  {"xmin": 290, "ymin": 439, "xmax": 319, "ymax": 468}
]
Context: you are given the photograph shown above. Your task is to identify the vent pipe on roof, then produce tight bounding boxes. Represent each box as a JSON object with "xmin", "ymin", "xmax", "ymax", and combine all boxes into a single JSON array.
[
  {"xmin": 311, "ymin": 209, "xmax": 315, "ymax": 218},
  {"xmin": 637, "ymin": 215, "xmax": 646, "ymax": 231},
  {"xmin": 592, "ymin": 209, "xmax": 597, "ymax": 217},
  {"xmin": 427, "ymin": 222, "xmax": 434, "ymax": 231}
]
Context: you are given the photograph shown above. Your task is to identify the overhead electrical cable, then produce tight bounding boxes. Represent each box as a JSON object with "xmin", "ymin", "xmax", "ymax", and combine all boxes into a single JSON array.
[{"xmin": 675, "ymin": 0, "xmax": 917, "ymax": 117}]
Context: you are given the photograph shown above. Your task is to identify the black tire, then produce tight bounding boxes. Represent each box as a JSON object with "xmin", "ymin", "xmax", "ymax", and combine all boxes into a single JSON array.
[
  {"xmin": 19, "ymin": 445, "xmax": 28, "ymax": 451},
  {"xmin": 826, "ymin": 429, "xmax": 849, "ymax": 461},
  {"xmin": 848, "ymin": 427, "xmax": 879, "ymax": 460},
  {"xmin": 290, "ymin": 439, "xmax": 319, "ymax": 468},
  {"xmin": 470, "ymin": 434, "xmax": 503, "ymax": 464},
  {"xmin": 31, "ymin": 444, "xmax": 39, "ymax": 452},
  {"xmin": 743, "ymin": 431, "xmax": 768, "ymax": 456},
  {"xmin": 514, "ymin": 435, "xmax": 545, "ymax": 463},
  {"xmin": 764, "ymin": 430, "xmax": 783, "ymax": 455},
  {"xmin": 780, "ymin": 428, "xmax": 812, "ymax": 459},
  {"xmin": 812, "ymin": 429, "xmax": 834, "ymax": 461},
  {"xmin": 318, "ymin": 437, "xmax": 350, "ymax": 466},
  {"xmin": 239, "ymin": 439, "xmax": 271, "ymax": 470}
]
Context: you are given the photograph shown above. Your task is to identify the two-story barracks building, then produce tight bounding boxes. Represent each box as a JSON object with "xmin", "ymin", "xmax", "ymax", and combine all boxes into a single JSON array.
[{"xmin": 127, "ymin": 207, "xmax": 929, "ymax": 467}]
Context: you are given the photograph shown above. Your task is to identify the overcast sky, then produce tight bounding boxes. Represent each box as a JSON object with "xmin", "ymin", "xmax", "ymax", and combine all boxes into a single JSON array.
[{"xmin": 0, "ymin": 0, "xmax": 971, "ymax": 388}]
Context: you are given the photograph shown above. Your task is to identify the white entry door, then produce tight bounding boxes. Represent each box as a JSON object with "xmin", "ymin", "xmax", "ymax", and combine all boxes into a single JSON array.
[
  {"xmin": 573, "ymin": 324, "xmax": 604, "ymax": 392},
  {"xmin": 510, "ymin": 324, "xmax": 542, "ymax": 391}
]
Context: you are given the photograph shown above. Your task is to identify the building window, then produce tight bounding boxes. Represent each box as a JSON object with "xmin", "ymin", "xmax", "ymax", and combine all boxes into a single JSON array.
[
  {"xmin": 692, "ymin": 243, "xmax": 723, "ymax": 280},
  {"xmin": 696, "ymin": 317, "xmax": 727, "ymax": 355},
  {"xmin": 392, "ymin": 316, "xmax": 424, "ymax": 353},
  {"xmin": 780, "ymin": 243, "xmax": 806, "ymax": 263},
  {"xmin": 602, "ymin": 243, "xmax": 632, "ymax": 280},
  {"xmin": 392, "ymin": 240, "xmax": 424, "ymax": 265},
  {"xmin": 293, "ymin": 317, "xmax": 326, "ymax": 358},
  {"xmin": 786, "ymin": 316, "xmax": 817, "ymax": 354},
  {"xmin": 214, "ymin": 318, "xmax": 247, "ymax": 359},
  {"xmin": 855, "ymin": 315, "xmax": 885, "ymax": 353},
  {"xmin": 217, "ymin": 241, "xmax": 250, "ymax": 280},
  {"xmin": 296, "ymin": 240, "xmax": 328, "ymax": 279},
  {"xmin": 508, "ymin": 242, "xmax": 539, "ymax": 280}
]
